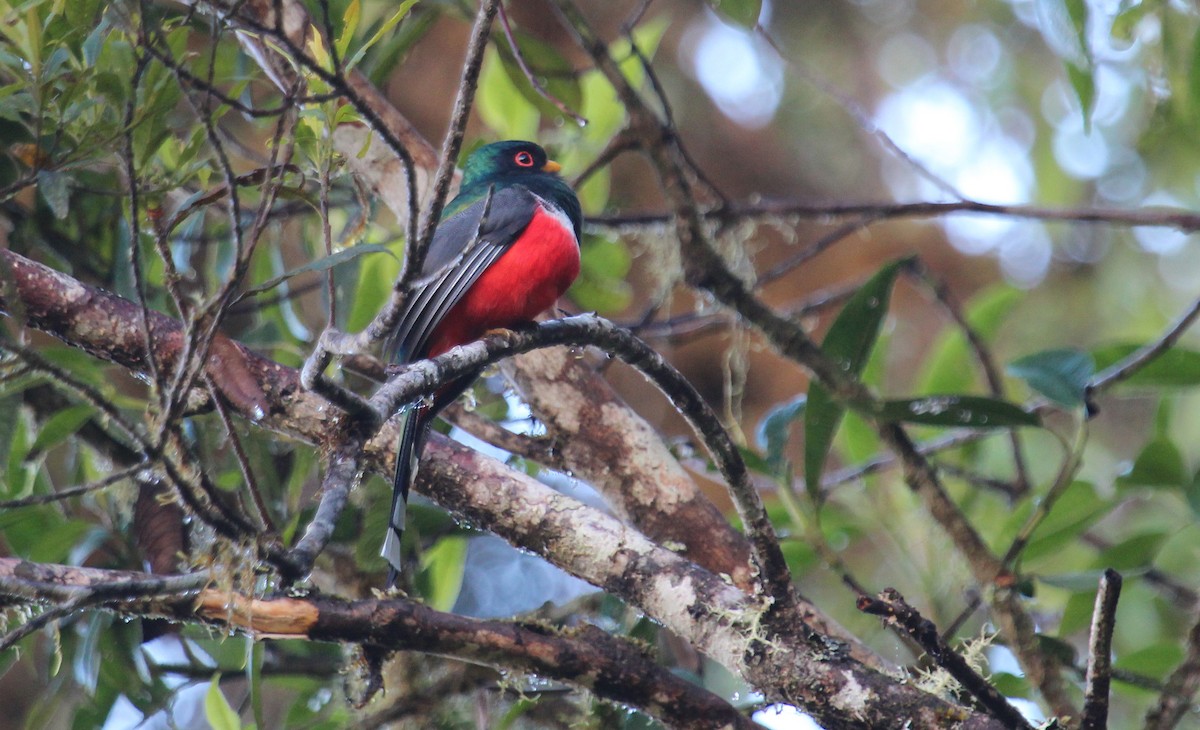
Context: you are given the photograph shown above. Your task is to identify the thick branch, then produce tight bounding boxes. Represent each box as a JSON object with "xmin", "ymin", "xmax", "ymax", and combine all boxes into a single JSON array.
[{"xmin": 0, "ymin": 559, "xmax": 754, "ymax": 730}]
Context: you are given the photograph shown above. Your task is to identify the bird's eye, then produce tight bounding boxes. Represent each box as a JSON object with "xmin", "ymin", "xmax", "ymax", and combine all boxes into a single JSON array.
[{"xmin": 513, "ymin": 151, "xmax": 535, "ymax": 168}]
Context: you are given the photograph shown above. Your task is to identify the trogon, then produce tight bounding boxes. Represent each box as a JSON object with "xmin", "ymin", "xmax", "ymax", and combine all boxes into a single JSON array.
[{"xmin": 381, "ymin": 140, "xmax": 582, "ymax": 582}]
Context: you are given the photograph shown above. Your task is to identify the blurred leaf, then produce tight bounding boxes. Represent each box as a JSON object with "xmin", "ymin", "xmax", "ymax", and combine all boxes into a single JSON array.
[
  {"xmin": 990, "ymin": 672, "xmax": 1031, "ymax": 699},
  {"xmin": 38, "ymin": 169, "xmax": 70, "ymax": 218},
  {"xmin": 917, "ymin": 285, "xmax": 1021, "ymax": 394},
  {"xmin": 30, "ymin": 404, "xmax": 93, "ymax": 454},
  {"xmin": 756, "ymin": 395, "xmax": 805, "ymax": 479},
  {"xmin": 1007, "ymin": 348, "xmax": 1094, "ymax": 406},
  {"xmin": 580, "ymin": 237, "xmax": 631, "ymax": 279},
  {"xmin": 1037, "ymin": 0, "xmax": 1094, "ymax": 126},
  {"xmin": 1120, "ymin": 438, "xmax": 1187, "ymax": 489},
  {"xmin": 1092, "ymin": 343, "xmax": 1200, "ymax": 387},
  {"xmin": 614, "ymin": 15, "xmax": 670, "ymax": 90},
  {"xmin": 1065, "ymin": 60, "xmax": 1096, "ymax": 130},
  {"xmin": 709, "ymin": 0, "xmax": 762, "ymax": 29},
  {"xmin": 1096, "ymin": 531, "xmax": 1168, "ymax": 570},
  {"xmin": 1115, "ymin": 642, "xmax": 1185, "ymax": 680},
  {"xmin": 336, "ymin": 0, "xmax": 360, "ymax": 62},
  {"xmin": 27, "ymin": 516, "xmax": 94, "ymax": 561},
  {"xmin": 1185, "ymin": 468, "xmax": 1200, "ymax": 518},
  {"xmin": 860, "ymin": 395, "xmax": 1040, "ymax": 428},
  {"xmin": 419, "ymin": 536, "xmax": 468, "ymax": 612},
  {"xmin": 1022, "ymin": 481, "xmax": 1112, "ymax": 563},
  {"xmin": 1037, "ymin": 570, "xmax": 1130, "ymax": 592},
  {"xmin": 1037, "ymin": 634, "xmax": 1078, "ymax": 665},
  {"xmin": 779, "ymin": 538, "xmax": 818, "ymax": 574},
  {"xmin": 571, "ymin": 237, "xmax": 633, "ymax": 314},
  {"xmin": 804, "ymin": 259, "xmax": 904, "ymax": 498},
  {"xmin": 1111, "ymin": 2, "xmax": 1154, "ymax": 44},
  {"xmin": 205, "ymin": 677, "xmax": 242, "ymax": 730},
  {"xmin": 737, "ymin": 445, "xmax": 775, "ymax": 478},
  {"xmin": 345, "ymin": 0, "xmax": 419, "ymax": 72},
  {"xmin": 1058, "ymin": 588, "xmax": 1098, "ymax": 637},
  {"xmin": 580, "ymin": 71, "xmax": 625, "ymax": 146},
  {"xmin": 477, "ymin": 48, "xmax": 540, "ymax": 140},
  {"xmin": 0, "ymin": 394, "xmax": 19, "ymax": 483}
]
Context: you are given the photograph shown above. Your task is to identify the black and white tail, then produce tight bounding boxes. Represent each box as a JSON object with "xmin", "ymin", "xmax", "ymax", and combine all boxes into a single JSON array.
[{"xmin": 382, "ymin": 406, "xmax": 428, "ymax": 585}]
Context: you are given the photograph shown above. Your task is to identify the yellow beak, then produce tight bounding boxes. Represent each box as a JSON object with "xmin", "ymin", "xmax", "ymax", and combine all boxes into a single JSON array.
[{"xmin": 542, "ymin": 159, "xmax": 562, "ymax": 173}]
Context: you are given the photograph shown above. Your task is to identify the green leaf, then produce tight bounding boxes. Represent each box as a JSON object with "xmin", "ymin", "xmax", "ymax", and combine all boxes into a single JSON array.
[
  {"xmin": 1096, "ymin": 531, "xmax": 1168, "ymax": 570},
  {"xmin": 205, "ymin": 677, "xmax": 242, "ymax": 730},
  {"xmin": 241, "ymin": 243, "xmax": 394, "ymax": 298},
  {"xmin": 345, "ymin": 0, "xmax": 419, "ymax": 71},
  {"xmin": 30, "ymin": 404, "xmax": 94, "ymax": 454},
  {"xmin": 1120, "ymin": 438, "xmax": 1187, "ymax": 489},
  {"xmin": 1115, "ymin": 642, "xmax": 1186, "ymax": 680},
  {"xmin": 569, "ymin": 270, "xmax": 632, "ymax": 314},
  {"xmin": 37, "ymin": 169, "xmax": 70, "ymax": 219},
  {"xmin": 615, "ymin": 15, "xmax": 670, "ymax": 90},
  {"xmin": 1021, "ymin": 481, "xmax": 1112, "ymax": 563},
  {"xmin": 804, "ymin": 259, "xmax": 904, "ymax": 496},
  {"xmin": 756, "ymin": 395, "xmax": 805, "ymax": 478},
  {"xmin": 1111, "ymin": 2, "xmax": 1153, "ymax": 44},
  {"xmin": 580, "ymin": 237, "xmax": 631, "ymax": 279},
  {"xmin": 1092, "ymin": 343, "xmax": 1200, "ymax": 387},
  {"xmin": 709, "ymin": 0, "xmax": 763, "ymax": 29},
  {"xmin": 29, "ymin": 519, "xmax": 95, "ymax": 563},
  {"xmin": 1037, "ymin": 570, "xmax": 1116, "ymax": 592},
  {"xmin": 570, "ymin": 237, "xmax": 633, "ymax": 314},
  {"xmin": 1066, "ymin": 62, "xmax": 1096, "ymax": 130},
  {"xmin": 1185, "ymin": 468, "xmax": 1200, "ymax": 518},
  {"xmin": 477, "ymin": 48, "xmax": 540, "ymax": 140},
  {"xmin": 1037, "ymin": 634, "xmax": 1079, "ymax": 665},
  {"xmin": 1007, "ymin": 348, "xmax": 1095, "ymax": 407},
  {"xmin": 990, "ymin": 672, "xmax": 1031, "ymax": 699},
  {"xmin": 862, "ymin": 395, "xmax": 1040, "ymax": 428},
  {"xmin": 419, "ymin": 536, "xmax": 468, "ymax": 612},
  {"xmin": 336, "ymin": 0, "xmax": 360, "ymax": 63}
]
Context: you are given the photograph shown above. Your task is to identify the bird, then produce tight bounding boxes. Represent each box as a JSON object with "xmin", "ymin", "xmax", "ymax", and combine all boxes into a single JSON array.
[{"xmin": 381, "ymin": 140, "xmax": 582, "ymax": 583}]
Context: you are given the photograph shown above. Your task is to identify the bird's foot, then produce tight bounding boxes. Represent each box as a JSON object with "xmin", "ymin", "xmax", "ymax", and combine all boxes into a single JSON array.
[{"xmin": 483, "ymin": 320, "xmax": 539, "ymax": 339}]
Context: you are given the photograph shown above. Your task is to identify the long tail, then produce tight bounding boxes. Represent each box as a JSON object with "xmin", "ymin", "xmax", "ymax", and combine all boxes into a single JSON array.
[{"xmin": 382, "ymin": 405, "xmax": 428, "ymax": 586}]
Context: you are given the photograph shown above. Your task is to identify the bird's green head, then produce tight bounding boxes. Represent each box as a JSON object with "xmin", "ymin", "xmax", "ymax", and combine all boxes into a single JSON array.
[
  {"xmin": 451, "ymin": 140, "xmax": 581, "ymax": 240},
  {"xmin": 460, "ymin": 140, "xmax": 563, "ymax": 189}
]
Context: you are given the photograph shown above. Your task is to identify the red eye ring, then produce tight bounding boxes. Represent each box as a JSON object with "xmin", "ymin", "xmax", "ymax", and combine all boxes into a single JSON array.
[{"xmin": 514, "ymin": 151, "xmax": 535, "ymax": 167}]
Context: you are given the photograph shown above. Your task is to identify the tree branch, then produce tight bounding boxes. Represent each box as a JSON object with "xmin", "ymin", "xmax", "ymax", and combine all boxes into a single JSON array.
[
  {"xmin": 1081, "ymin": 569, "xmax": 1122, "ymax": 730},
  {"xmin": 0, "ymin": 559, "xmax": 756, "ymax": 730}
]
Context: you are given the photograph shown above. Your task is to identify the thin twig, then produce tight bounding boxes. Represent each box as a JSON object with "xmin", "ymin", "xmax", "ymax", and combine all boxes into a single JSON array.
[
  {"xmin": 406, "ymin": 0, "xmax": 502, "ymax": 286},
  {"xmin": 588, "ymin": 198, "xmax": 1200, "ymax": 235},
  {"xmin": 1090, "ymin": 293, "xmax": 1200, "ymax": 395},
  {"xmin": 857, "ymin": 588, "xmax": 1032, "ymax": 729},
  {"xmin": 285, "ymin": 443, "xmax": 363, "ymax": 579},
  {"xmin": 497, "ymin": 2, "xmax": 587, "ymax": 126},
  {"xmin": 0, "ymin": 464, "xmax": 144, "ymax": 509}
]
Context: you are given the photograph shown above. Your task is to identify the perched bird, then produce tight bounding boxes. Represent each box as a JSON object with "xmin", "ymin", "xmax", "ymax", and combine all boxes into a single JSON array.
[{"xmin": 382, "ymin": 140, "xmax": 582, "ymax": 582}]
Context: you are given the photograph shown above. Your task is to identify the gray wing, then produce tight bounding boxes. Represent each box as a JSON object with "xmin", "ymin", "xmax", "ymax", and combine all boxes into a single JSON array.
[{"xmin": 386, "ymin": 186, "xmax": 537, "ymax": 362}]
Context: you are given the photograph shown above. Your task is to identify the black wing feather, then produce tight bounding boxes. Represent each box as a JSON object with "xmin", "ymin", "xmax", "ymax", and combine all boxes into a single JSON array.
[{"xmin": 388, "ymin": 186, "xmax": 538, "ymax": 362}]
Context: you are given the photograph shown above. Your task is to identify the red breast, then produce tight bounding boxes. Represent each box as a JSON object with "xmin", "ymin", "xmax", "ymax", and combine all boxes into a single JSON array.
[{"xmin": 425, "ymin": 204, "xmax": 580, "ymax": 358}]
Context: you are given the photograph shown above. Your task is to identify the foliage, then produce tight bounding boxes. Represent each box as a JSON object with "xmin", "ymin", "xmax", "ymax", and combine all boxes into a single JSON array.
[{"xmin": 3, "ymin": 0, "xmax": 1200, "ymax": 728}]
